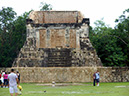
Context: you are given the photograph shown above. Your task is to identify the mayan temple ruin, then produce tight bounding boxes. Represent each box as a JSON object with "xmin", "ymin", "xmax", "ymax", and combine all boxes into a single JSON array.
[{"xmin": 13, "ymin": 11, "xmax": 102, "ymax": 67}]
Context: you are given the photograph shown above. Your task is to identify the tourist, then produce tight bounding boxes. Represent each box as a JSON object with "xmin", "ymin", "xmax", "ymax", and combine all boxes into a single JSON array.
[
  {"xmin": 16, "ymin": 71, "xmax": 20, "ymax": 83},
  {"xmin": 1, "ymin": 71, "xmax": 5, "ymax": 88},
  {"xmin": 0, "ymin": 72, "xmax": 2, "ymax": 87},
  {"xmin": 3, "ymin": 72, "xmax": 9, "ymax": 88},
  {"xmin": 93, "ymin": 72, "xmax": 96, "ymax": 86},
  {"xmin": 96, "ymin": 71, "xmax": 100, "ymax": 86},
  {"xmin": 8, "ymin": 69, "xmax": 19, "ymax": 96}
]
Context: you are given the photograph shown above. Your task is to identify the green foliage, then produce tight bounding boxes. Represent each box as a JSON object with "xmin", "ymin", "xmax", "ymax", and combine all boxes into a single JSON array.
[
  {"xmin": 89, "ymin": 18, "xmax": 127, "ymax": 67},
  {"xmin": 0, "ymin": 1, "xmax": 53, "ymax": 67},
  {"xmin": 0, "ymin": 7, "xmax": 31, "ymax": 67},
  {"xmin": 0, "ymin": 7, "xmax": 16, "ymax": 29},
  {"xmin": 11, "ymin": 11, "xmax": 32, "ymax": 61},
  {"xmin": 39, "ymin": 2, "xmax": 52, "ymax": 11},
  {"xmin": 0, "ymin": 7, "xmax": 17, "ymax": 67},
  {"xmin": 114, "ymin": 8, "xmax": 129, "ymax": 66}
]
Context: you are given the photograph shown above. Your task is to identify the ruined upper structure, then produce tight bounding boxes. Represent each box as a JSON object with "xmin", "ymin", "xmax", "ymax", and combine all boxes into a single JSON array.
[{"xmin": 13, "ymin": 11, "xmax": 102, "ymax": 67}]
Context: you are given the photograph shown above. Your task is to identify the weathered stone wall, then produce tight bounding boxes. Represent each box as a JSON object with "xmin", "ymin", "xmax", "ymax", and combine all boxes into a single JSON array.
[
  {"xmin": 29, "ymin": 11, "xmax": 83, "ymax": 24},
  {"xmin": 1, "ymin": 67, "xmax": 129, "ymax": 83},
  {"xmin": 39, "ymin": 29, "xmax": 77, "ymax": 48},
  {"xmin": 13, "ymin": 11, "xmax": 102, "ymax": 67}
]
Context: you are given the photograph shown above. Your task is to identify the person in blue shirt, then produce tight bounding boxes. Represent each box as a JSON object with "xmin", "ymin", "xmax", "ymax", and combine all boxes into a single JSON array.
[{"xmin": 96, "ymin": 71, "xmax": 100, "ymax": 86}]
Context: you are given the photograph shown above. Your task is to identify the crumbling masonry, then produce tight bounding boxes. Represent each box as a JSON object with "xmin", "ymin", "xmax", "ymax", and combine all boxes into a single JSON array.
[{"xmin": 13, "ymin": 11, "xmax": 102, "ymax": 67}]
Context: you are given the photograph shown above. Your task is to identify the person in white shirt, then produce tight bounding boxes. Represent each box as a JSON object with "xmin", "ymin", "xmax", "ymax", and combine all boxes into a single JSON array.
[
  {"xmin": 8, "ymin": 69, "xmax": 19, "ymax": 96},
  {"xmin": 1, "ymin": 70, "xmax": 5, "ymax": 88}
]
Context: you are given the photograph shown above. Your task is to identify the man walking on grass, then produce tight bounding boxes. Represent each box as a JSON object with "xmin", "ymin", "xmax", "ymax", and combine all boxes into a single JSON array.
[{"xmin": 8, "ymin": 69, "xmax": 19, "ymax": 96}]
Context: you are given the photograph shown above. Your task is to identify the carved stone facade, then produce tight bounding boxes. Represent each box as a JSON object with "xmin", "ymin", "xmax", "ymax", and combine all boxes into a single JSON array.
[{"xmin": 13, "ymin": 11, "xmax": 102, "ymax": 67}]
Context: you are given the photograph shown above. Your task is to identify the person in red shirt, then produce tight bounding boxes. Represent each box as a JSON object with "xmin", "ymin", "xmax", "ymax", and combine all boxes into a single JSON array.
[
  {"xmin": 3, "ymin": 72, "xmax": 8, "ymax": 88},
  {"xmin": 0, "ymin": 73, "xmax": 2, "ymax": 87}
]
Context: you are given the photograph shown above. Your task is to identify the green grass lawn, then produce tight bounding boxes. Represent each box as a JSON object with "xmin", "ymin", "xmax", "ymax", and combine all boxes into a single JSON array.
[{"xmin": 0, "ymin": 82, "xmax": 129, "ymax": 96}]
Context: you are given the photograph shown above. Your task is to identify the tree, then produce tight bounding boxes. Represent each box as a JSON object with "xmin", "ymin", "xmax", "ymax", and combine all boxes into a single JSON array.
[
  {"xmin": 89, "ymin": 19, "xmax": 127, "ymax": 67},
  {"xmin": 12, "ymin": 10, "xmax": 32, "ymax": 54},
  {"xmin": 39, "ymin": 2, "xmax": 52, "ymax": 11},
  {"xmin": 0, "ymin": 7, "xmax": 17, "ymax": 67},
  {"xmin": 0, "ymin": 7, "xmax": 32, "ymax": 67},
  {"xmin": 114, "ymin": 8, "xmax": 129, "ymax": 66},
  {"xmin": 0, "ymin": 2, "xmax": 53, "ymax": 67}
]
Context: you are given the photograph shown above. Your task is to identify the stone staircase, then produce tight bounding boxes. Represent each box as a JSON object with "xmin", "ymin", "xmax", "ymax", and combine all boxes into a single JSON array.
[{"xmin": 43, "ymin": 48, "xmax": 72, "ymax": 67}]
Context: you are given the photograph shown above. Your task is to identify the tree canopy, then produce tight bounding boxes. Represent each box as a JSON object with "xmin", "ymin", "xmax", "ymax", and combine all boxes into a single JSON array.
[
  {"xmin": 39, "ymin": 2, "xmax": 52, "ymax": 11},
  {"xmin": 89, "ymin": 9, "xmax": 129, "ymax": 67},
  {"xmin": 0, "ymin": 2, "xmax": 52, "ymax": 67},
  {"xmin": 0, "ymin": 5, "xmax": 129, "ymax": 67}
]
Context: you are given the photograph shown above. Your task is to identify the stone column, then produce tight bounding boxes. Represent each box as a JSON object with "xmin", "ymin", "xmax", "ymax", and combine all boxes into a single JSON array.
[{"xmin": 76, "ymin": 29, "xmax": 80, "ymax": 50}]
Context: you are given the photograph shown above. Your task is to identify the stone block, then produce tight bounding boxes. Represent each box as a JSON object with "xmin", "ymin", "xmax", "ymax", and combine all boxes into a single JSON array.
[{"xmin": 29, "ymin": 11, "xmax": 84, "ymax": 24}]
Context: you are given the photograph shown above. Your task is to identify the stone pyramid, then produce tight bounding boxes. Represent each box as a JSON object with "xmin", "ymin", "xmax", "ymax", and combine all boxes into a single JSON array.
[{"xmin": 13, "ymin": 11, "xmax": 102, "ymax": 67}]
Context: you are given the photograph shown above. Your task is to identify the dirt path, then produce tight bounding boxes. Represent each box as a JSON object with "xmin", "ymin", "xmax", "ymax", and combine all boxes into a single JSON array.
[{"xmin": 36, "ymin": 83, "xmax": 92, "ymax": 86}]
